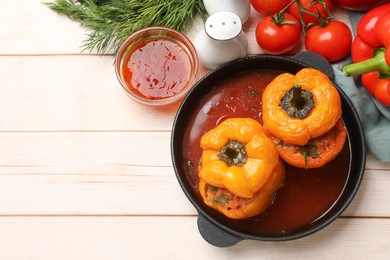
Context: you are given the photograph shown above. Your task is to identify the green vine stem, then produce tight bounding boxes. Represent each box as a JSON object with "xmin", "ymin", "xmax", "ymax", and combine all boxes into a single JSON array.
[{"xmin": 273, "ymin": 0, "xmax": 334, "ymax": 34}]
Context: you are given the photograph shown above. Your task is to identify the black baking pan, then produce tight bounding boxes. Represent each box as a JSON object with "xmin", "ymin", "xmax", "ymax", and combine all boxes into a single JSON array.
[{"xmin": 171, "ymin": 52, "xmax": 366, "ymax": 247}]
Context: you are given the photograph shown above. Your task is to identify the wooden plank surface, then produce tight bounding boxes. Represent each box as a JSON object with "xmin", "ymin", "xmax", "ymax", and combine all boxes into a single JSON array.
[
  {"xmin": 1, "ymin": 0, "xmax": 390, "ymax": 259},
  {"xmin": 0, "ymin": 217, "xmax": 389, "ymax": 259},
  {"xmin": 0, "ymin": 56, "xmax": 179, "ymax": 131},
  {"xmin": 0, "ymin": 132, "xmax": 388, "ymax": 217}
]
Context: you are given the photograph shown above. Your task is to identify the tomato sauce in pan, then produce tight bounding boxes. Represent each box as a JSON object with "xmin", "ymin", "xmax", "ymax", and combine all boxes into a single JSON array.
[{"xmin": 181, "ymin": 70, "xmax": 350, "ymax": 235}]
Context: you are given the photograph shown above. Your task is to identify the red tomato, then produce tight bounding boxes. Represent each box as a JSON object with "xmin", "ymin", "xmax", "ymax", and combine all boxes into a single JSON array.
[
  {"xmin": 255, "ymin": 13, "xmax": 302, "ymax": 55},
  {"xmin": 305, "ymin": 20, "xmax": 352, "ymax": 63},
  {"xmin": 250, "ymin": 0, "xmax": 292, "ymax": 15},
  {"xmin": 333, "ymin": 0, "xmax": 390, "ymax": 11},
  {"xmin": 287, "ymin": 0, "xmax": 332, "ymax": 26}
]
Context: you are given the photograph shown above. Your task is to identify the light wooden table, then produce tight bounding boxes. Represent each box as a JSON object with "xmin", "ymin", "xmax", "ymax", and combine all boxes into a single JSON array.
[{"xmin": 0, "ymin": 1, "xmax": 390, "ymax": 259}]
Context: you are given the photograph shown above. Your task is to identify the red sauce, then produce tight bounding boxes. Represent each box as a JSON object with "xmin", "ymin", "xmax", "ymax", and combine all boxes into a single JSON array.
[
  {"xmin": 121, "ymin": 38, "xmax": 192, "ymax": 100},
  {"xmin": 182, "ymin": 70, "xmax": 350, "ymax": 235}
]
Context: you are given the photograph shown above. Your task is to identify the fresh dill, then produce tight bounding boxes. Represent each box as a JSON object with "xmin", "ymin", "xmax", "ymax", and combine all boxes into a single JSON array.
[{"xmin": 44, "ymin": 0, "xmax": 207, "ymax": 54}]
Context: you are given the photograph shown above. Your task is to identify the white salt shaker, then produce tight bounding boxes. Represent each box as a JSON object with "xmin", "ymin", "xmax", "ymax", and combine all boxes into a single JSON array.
[
  {"xmin": 194, "ymin": 11, "xmax": 248, "ymax": 69},
  {"xmin": 203, "ymin": 0, "xmax": 251, "ymax": 23}
]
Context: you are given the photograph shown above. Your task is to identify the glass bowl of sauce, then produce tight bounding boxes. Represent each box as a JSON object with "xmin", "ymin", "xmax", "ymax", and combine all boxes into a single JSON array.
[{"xmin": 115, "ymin": 26, "xmax": 199, "ymax": 106}]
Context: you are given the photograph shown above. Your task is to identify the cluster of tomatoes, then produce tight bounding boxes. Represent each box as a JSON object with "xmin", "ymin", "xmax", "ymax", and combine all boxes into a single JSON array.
[{"xmin": 251, "ymin": 0, "xmax": 352, "ymax": 63}]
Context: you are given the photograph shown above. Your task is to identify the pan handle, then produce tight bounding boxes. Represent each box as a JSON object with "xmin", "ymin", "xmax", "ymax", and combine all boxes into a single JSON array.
[
  {"xmin": 197, "ymin": 215, "xmax": 243, "ymax": 247},
  {"xmin": 293, "ymin": 51, "xmax": 335, "ymax": 80}
]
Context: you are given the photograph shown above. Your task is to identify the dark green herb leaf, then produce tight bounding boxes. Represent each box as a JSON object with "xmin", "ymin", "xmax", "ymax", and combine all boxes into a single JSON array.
[
  {"xmin": 44, "ymin": 0, "xmax": 207, "ymax": 54},
  {"xmin": 207, "ymin": 185, "xmax": 218, "ymax": 192},
  {"xmin": 245, "ymin": 88, "xmax": 260, "ymax": 97},
  {"xmin": 184, "ymin": 160, "xmax": 199, "ymax": 176},
  {"xmin": 304, "ymin": 145, "xmax": 319, "ymax": 158},
  {"xmin": 247, "ymin": 101, "xmax": 256, "ymax": 110},
  {"xmin": 212, "ymin": 193, "xmax": 232, "ymax": 205},
  {"xmin": 300, "ymin": 145, "xmax": 319, "ymax": 170}
]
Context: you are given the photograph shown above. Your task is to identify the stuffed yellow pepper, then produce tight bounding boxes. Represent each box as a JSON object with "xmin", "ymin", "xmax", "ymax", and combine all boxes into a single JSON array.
[
  {"xmin": 198, "ymin": 118, "xmax": 285, "ymax": 219},
  {"xmin": 262, "ymin": 68, "xmax": 346, "ymax": 168}
]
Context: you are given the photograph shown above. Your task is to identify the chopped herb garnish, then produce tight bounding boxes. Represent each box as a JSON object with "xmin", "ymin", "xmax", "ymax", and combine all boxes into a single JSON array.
[
  {"xmin": 208, "ymin": 185, "xmax": 232, "ymax": 205},
  {"xmin": 184, "ymin": 171, "xmax": 193, "ymax": 176},
  {"xmin": 245, "ymin": 88, "xmax": 260, "ymax": 97},
  {"xmin": 207, "ymin": 185, "xmax": 218, "ymax": 192},
  {"xmin": 212, "ymin": 193, "xmax": 232, "ymax": 205},
  {"xmin": 300, "ymin": 145, "xmax": 319, "ymax": 170},
  {"xmin": 303, "ymin": 145, "xmax": 320, "ymax": 158},
  {"xmin": 184, "ymin": 160, "xmax": 199, "ymax": 176},
  {"xmin": 247, "ymin": 101, "xmax": 256, "ymax": 109}
]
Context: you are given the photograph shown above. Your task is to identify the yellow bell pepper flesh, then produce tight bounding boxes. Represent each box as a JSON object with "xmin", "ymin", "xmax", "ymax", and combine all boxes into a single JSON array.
[
  {"xmin": 262, "ymin": 68, "xmax": 342, "ymax": 146},
  {"xmin": 199, "ymin": 117, "xmax": 284, "ymax": 201},
  {"xmin": 199, "ymin": 158, "xmax": 285, "ymax": 220}
]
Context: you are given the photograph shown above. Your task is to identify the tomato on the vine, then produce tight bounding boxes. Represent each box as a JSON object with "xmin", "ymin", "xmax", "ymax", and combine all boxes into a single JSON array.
[
  {"xmin": 305, "ymin": 20, "xmax": 352, "ymax": 63},
  {"xmin": 287, "ymin": 0, "xmax": 333, "ymax": 26},
  {"xmin": 250, "ymin": 0, "xmax": 292, "ymax": 15},
  {"xmin": 255, "ymin": 13, "xmax": 302, "ymax": 55}
]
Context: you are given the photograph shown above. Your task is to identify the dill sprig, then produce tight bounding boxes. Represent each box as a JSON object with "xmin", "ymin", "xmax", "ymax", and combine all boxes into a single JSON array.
[{"xmin": 44, "ymin": 0, "xmax": 207, "ymax": 54}]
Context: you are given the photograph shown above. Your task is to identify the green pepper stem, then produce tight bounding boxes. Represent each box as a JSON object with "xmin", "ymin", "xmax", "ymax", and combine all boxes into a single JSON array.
[
  {"xmin": 342, "ymin": 49, "xmax": 390, "ymax": 77},
  {"xmin": 218, "ymin": 140, "xmax": 246, "ymax": 167},
  {"xmin": 281, "ymin": 84, "xmax": 314, "ymax": 119}
]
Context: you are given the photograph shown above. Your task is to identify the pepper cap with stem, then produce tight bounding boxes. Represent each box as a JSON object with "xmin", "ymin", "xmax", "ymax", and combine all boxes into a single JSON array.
[
  {"xmin": 218, "ymin": 139, "xmax": 247, "ymax": 166},
  {"xmin": 281, "ymin": 84, "xmax": 315, "ymax": 119}
]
